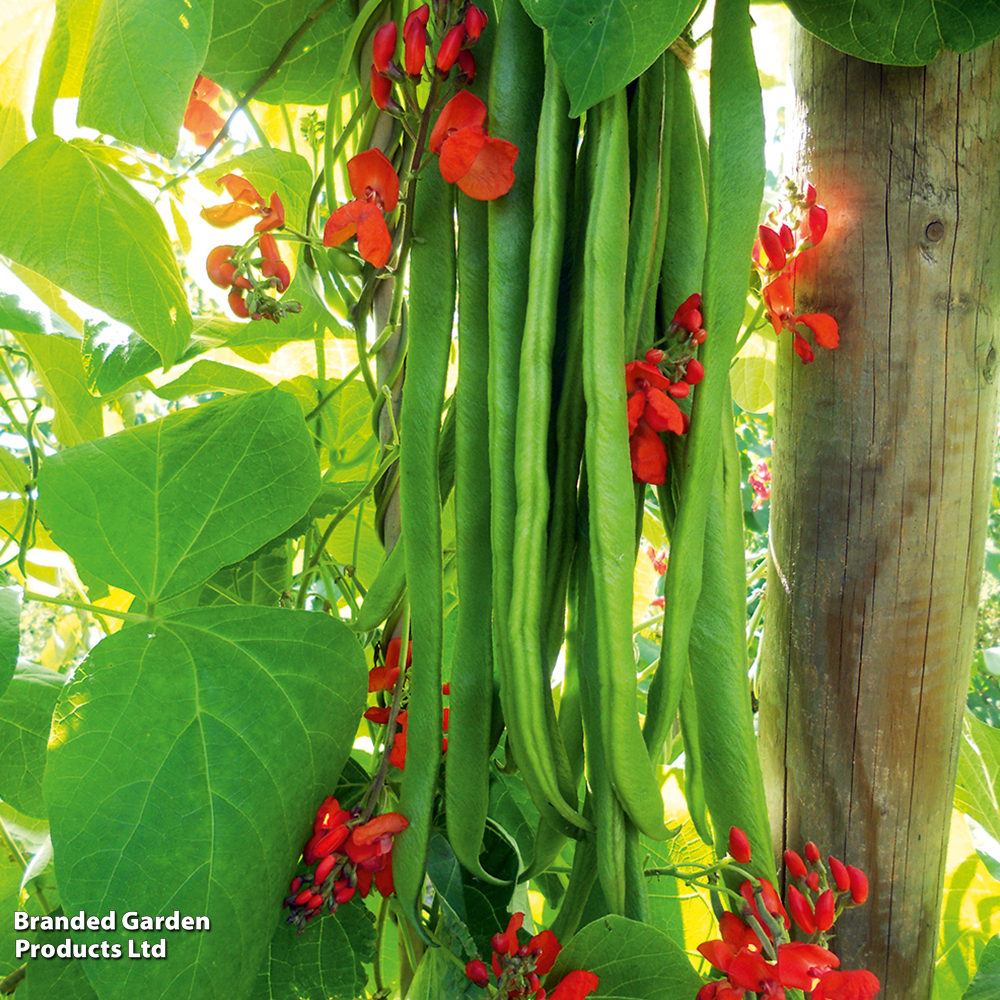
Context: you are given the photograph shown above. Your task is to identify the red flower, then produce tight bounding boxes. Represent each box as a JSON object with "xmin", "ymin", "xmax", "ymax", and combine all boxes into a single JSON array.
[
  {"xmin": 775, "ymin": 941, "xmax": 839, "ymax": 990},
  {"xmin": 323, "ymin": 148, "xmax": 400, "ymax": 268},
  {"xmin": 202, "ymin": 174, "xmax": 285, "ymax": 233},
  {"xmin": 371, "ymin": 67, "xmax": 393, "ymax": 109},
  {"xmin": 786, "ymin": 884, "xmax": 817, "ymax": 935},
  {"xmin": 813, "ymin": 969, "xmax": 881, "ymax": 1000},
  {"xmin": 549, "ymin": 969, "xmax": 600, "ymax": 999},
  {"xmin": 429, "ymin": 91, "xmax": 518, "ymax": 201},
  {"xmin": 761, "ymin": 274, "xmax": 839, "ymax": 365},
  {"xmin": 368, "ymin": 636, "xmax": 411, "ymax": 692},
  {"xmin": 183, "ymin": 75, "xmax": 225, "ymax": 148},
  {"xmin": 828, "ymin": 856, "xmax": 851, "ymax": 892},
  {"xmin": 624, "ymin": 356, "xmax": 685, "ymax": 485}
]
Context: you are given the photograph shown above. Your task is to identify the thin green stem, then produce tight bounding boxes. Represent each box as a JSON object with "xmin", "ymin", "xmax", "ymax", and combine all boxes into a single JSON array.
[
  {"xmin": 280, "ymin": 103, "xmax": 297, "ymax": 152},
  {"xmin": 731, "ymin": 297, "xmax": 768, "ymax": 362},
  {"xmin": 295, "ymin": 449, "xmax": 400, "ymax": 607},
  {"xmin": 633, "ymin": 611, "xmax": 665, "ymax": 634},
  {"xmin": 22, "ymin": 590, "xmax": 147, "ymax": 623}
]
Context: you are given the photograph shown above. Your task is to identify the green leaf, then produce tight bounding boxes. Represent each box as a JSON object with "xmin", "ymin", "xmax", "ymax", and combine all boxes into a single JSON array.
[
  {"xmin": 202, "ymin": 0, "xmax": 356, "ymax": 105},
  {"xmin": 407, "ymin": 947, "xmax": 483, "ymax": 1000},
  {"xmin": 37, "ymin": 388, "xmax": 321, "ymax": 606},
  {"xmin": 0, "ymin": 136, "xmax": 192, "ymax": 368},
  {"xmin": 461, "ymin": 821, "xmax": 518, "ymax": 959},
  {"xmin": 14, "ymin": 331, "xmax": 104, "ymax": 445},
  {"xmin": 20, "ymin": 948, "xmax": 101, "ymax": 1000},
  {"xmin": 197, "ymin": 545, "xmax": 290, "ymax": 608},
  {"xmin": 43, "ymin": 606, "xmax": 367, "ymax": 1000},
  {"xmin": 729, "ymin": 354, "xmax": 775, "ymax": 414},
  {"xmin": 77, "ymin": 0, "xmax": 212, "ymax": 156},
  {"xmin": 964, "ymin": 935, "xmax": 1000, "ymax": 999},
  {"xmin": 519, "ymin": 0, "xmax": 700, "ymax": 117},
  {"xmin": 0, "ymin": 586, "xmax": 22, "ymax": 701},
  {"xmin": 0, "ymin": 663, "xmax": 63, "ymax": 818},
  {"xmin": 154, "ymin": 359, "xmax": 273, "ymax": 399},
  {"xmin": 548, "ymin": 914, "xmax": 703, "ymax": 1000},
  {"xmin": 250, "ymin": 903, "xmax": 375, "ymax": 1000},
  {"xmin": 785, "ymin": 0, "xmax": 1000, "ymax": 66},
  {"xmin": 956, "ymin": 713, "xmax": 1000, "ymax": 845}
]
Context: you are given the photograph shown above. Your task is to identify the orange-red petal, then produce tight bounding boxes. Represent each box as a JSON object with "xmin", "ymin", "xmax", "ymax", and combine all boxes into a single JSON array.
[
  {"xmin": 629, "ymin": 421, "xmax": 667, "ymax": 485},
  {"xmin": 254, "ymin": 192, "xmax": 285, "ymax": 233},
  {"xmin": 643, "ymin": 387, "xmax": 684, "ymax": 435},
  {"xmin": 218, "ymin": 172, "xmax": 265, "ymax": 207},
  {"xmin": 797, "ymin": 312, "xmax": 839, "ymax": 349},
  {"xmin": 455, "ymin": 135, "xmax": 517, "ymax": 201},
  {"xmin": 201, "ymin": 201, "xmax": 260, "ymax": 228},
  {"xmin": 548, "ymin": 969, "xmax": 600, "ymax": 1000},
  {"xmin": 430, "ymin": 90, "xmax": 488, "ymax": 154},
  {"xmin": 348, "ymin": 148, "xmax": 400, "ymax": 211}
]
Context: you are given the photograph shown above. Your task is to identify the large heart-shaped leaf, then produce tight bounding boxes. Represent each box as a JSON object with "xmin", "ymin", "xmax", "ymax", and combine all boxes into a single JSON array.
[
  {"xmin": 0, "ymin": 586, "xmax": 21, "ymax": 701},
  {"xmin": 964, "ymin": 935, "xmax": 1000, "ymax": 999},
  {"xmin": 37, "ymin": 388, "xmax": 320, "ymax": 608},
  {"xmin": 44, "ymin": 606, "xmax": 367, "ymax": 1000},
  {"xmin": 202, "ymin": 0, "xmax": 355, "ymax": 105},
  {"xmin": 77, "ymin": 0, "xmax": 212, "ymax": 156},
  {"xmin": 0, "ymin": 663, "xmax": 64, "ymax": 818},
  {"xmin": 0, "ymin": 137, "xmax": 192, "ymax": 367},
  {"xmin": 956, "ymin": 713, "xmax": 1000, "ymax": 845},
  {"xmin": 519, "ymin": 0, "xmax": 699, "ymax": 117},
  {"xmin": 547, "ymin": 914, "xmax": 703, "ymax": 999},
  {"xmin": 250, "ymin": 904, "xmax": 375, "ymax": 1000},
  {"xmin": 786, "ymin": 0, "xmax": 1000, "ymax": 66}
]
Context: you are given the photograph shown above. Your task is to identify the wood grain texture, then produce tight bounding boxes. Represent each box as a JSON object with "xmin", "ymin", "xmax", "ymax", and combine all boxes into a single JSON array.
[{"xmin": 758, "ymin": 28, "xmax": 1000, "ymax": 1000}]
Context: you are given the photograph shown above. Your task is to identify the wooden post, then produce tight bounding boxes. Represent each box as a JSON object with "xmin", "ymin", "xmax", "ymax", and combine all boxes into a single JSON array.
[{"xmin": 758, "ymin": 28, "xmax": 1000, "ymax": 1000}]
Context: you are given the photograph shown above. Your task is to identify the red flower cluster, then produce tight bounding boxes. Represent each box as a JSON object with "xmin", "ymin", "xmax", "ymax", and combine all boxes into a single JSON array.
[
  {"xmin": 465, "ymin": 912, "xmax": 599, "ymax": 1000},
  {"xmin": 697, "ymin": 829, "xmax": 880, "ymax": 1000},
  {"xmin": 205, "ymin": 233, "xmax": 297, "ymax": 323},
  {"xmin": 754, "ymin": 182, "xmax": 838, "ymax": 364},
  {"xmin": 370, "ymin": 3, "xmax": 486, "ymax": 106},
  {"xmin": 323, "ymin": 148, "xmax": 400, "ymax": 269},
  {"xmin": 183, "ymin": 74, "xmax": 224, "ymax": 148},
  {"xmin": 284, "ymin": 795, "xmax": 407, "ymax": 933}
]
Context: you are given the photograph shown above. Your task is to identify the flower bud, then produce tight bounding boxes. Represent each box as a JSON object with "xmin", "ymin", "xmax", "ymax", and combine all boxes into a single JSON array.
[
  {"xmin": 645, "ymin": 348, "xmax": 664, "ymax": 364},
  {"xmin": 728, "ymin": 827, "xmax": 752, "ymax": 864},
  {"xmin": 667, "ymin": 381, "xmax": 690, "ymax": 399},
  {"xmin": 373, "ymin": 22, "xmax": 397, "ymax": 75},
  {"xmin": 306, "ymin": 893, "xmax": 324, "ymax": 909},
  {"xmin": 466, "ymin": 959, "xmax": 490, "ymax": 987},
  {"xmin": 787, "ymin": 884, "xmax": 816, "ymax": 935},
  {"xmin": 847, "ymin": 865, "xmax": 869, "ymax": 904},
  {"xmin": 804, "ymin": 182, "xmax": 817, "ymax": 205},
  {"xmin": 684, "ymin": 359, "xmax": 705, "ymax": 385},
  {"xmin": 314, "ymin": 854, "xmax": 337, "ymax": 885},
  {"xmin": 815, "ymin": 889, "xmax": 835, "ymax": 931},
  {"xmin": 492, "ymin": 932, "xmax": 510, "ymax": 955},
  {"xmin": 828, "ymin": 856, "xmax": 850, "ymax": 892},
  {"xmin": 784, "ymin": 849, "xmax": 807, "ymax": 880},
  {"xmin": 228, "ymin": 289, "xmax": 250, "ymax": 319},
  {"xmin": 456, "ymin": 49, "xmax": 476, "ymax": 81},
  {"xmin": 779, "ymin": 223, "xmax": 795, "ymax": 252},
  {"xmin": 289, "ymin": 876, "xmax": 302, "ymax": 894},
  {"xmin": 293, "ymin": 889, "xmax": 313, "ymax": 906},
  {"xmin": 371, "ymin": 66, "xmax": 392, "ymax": 109},
  {"xmin": 758, "ymin": 224, "xmax": 787, "ymax": 271},
  {"xmin": 335, "ymin": 884, "xmax": 356, "ymax": 904},
  {"xmin": 436, "ymin": 25, "xmax": 466, "ymax": 74},
  {"xmin": 464, "ymin": 4, "xmax": 488, "ymax": 40},
  {"xmin": 807, "ymin": 872, "xmax": 820, "ymax": 892},
  {"xmin": 804, "ymin": 841, "xmax": 821, "ymax": 863},
  {"xmin": 807, "ymin": 204, "xmax": 828, "ymax": 245}
]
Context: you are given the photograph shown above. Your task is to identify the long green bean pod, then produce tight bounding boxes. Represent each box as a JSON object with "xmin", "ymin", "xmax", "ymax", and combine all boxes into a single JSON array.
[
  {"xmin": 507, "ymin": 56, "xmax": 588, "ymax": 834},
  {"xmin": 643, "ymin": 0, "xmax": 765, "ymax": 761},
  {"xmin": 624, "ymin": 52, "xmax": 674, "ymax": 360},
  {"xmin": 445, "ymin": 185, "xmax": 502, "ymax": 883},
  {"xmin": 392, "ymin": 165, "xmax": 457, "ymax": 936},
  {"xmin": 688, "ymin": 388, "xmax": 775, "ymax": 881},
  {"xmin": 582, "ymin": 92, "xmax": 670, "ymax": 842}
]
